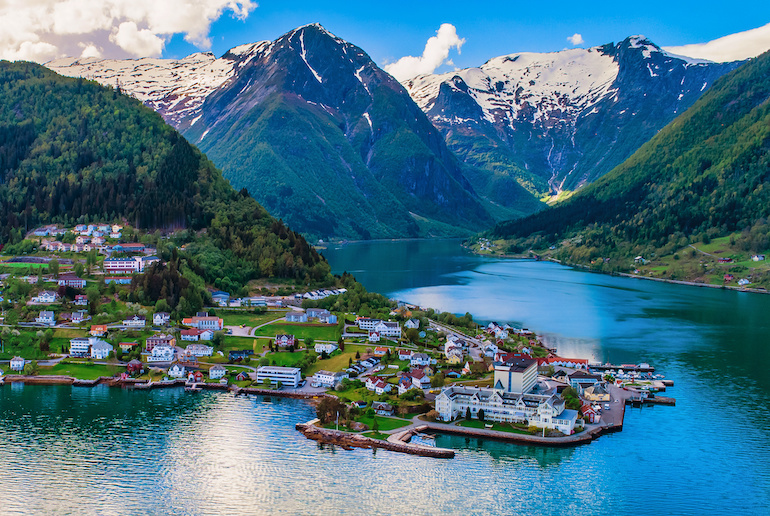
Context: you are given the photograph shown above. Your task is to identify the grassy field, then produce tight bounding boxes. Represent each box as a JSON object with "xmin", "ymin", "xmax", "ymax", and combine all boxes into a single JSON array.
[
  {"xmin": 40, "ymin": 362, "xmax": 124, "ymax": 379},
  {"xmin": 262, "ymin": 351, "xmax": 315, "ymax": 368},
  {"xmin": 221, "ymin": 336, "xmax": 264, "ymax": 353},
  {"xmin": 257, "ymin": 322, "xmax": 341, "ymax": 341},
  {"xmin": 306, "ymin": 344, "xmax": 372, "ymax": 375},
  {"xmin": 632, "ymin": 235, "xmax": 770, "ymax": 286},
  {"xmin": 457, "ymin": 419, "xmax": 531, "ymax": 434},
  {"xmin": 221, "ymin": 310, "xmax": 288, "ymax": 327}
]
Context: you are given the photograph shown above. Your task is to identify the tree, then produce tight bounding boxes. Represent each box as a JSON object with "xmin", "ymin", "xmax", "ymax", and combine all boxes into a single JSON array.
[
  {"xmin": 263, "ymin": 377, "xmax": 272, "ymax": 388},
  {"xmin": 425, "ymin": 410, "xmax": 439, "ymax": 422},
  {"xmin": 23, "ymin": 360, "xmax": 39, "ymax": 376},
  {"xmin": 316, "ymin": 396, "xmax": 346, "ymax": 424},
  {"xmin": 211, "ymin": 332, "xmax": 225, "ymax": 350},
  {"xmin": 405, "ymin": 328, "xmax": 420, "ymax": 343},
  {"xmin": 49, "ymin": 259, "xmax": 59, "ymax": 278},
  {"xmin": 465, "ymin": 407, "xmax": 471, "ymax": 420},
  {"xmin": 304, "ymin": 337, "xmax": 314, "ymax": 349},
  {"xmin": 372, "ymin": 417, "xmax": 380, "ymax": 432},
  {"xmin": 259, "ymin": 357, "xmax": 269, "ymax": 366},
  {"xmin": 477, "ymin": 408, "xmax": 485, "ymax": 421},
  {"xmin": 74, "ymin": 262, "xmax": 85, "ymax": 277},
  {"xmin": 355, "ymin": 351, "xmax": 361, "ymax": 359},
  {"xmin": 338, "ymin": 336, "xmax": 344, "ymax": 352},
  {"xmin": 430, "ymin": 373, "xmax": 445, "ymax": 388}
]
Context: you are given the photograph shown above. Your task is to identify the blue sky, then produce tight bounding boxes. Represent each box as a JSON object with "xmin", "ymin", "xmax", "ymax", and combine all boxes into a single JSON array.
[{"xmin": 162, "ymin": 0, "xmax": 770, "ymax": 70}]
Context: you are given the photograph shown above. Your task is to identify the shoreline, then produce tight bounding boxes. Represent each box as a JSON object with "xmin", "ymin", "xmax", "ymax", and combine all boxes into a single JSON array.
[{"xmin": 465, "ymin": 248, "xmax": 769, "ymax": 295}]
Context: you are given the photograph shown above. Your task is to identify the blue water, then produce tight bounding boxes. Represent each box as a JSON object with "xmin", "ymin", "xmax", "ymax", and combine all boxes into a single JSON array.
[{"xmin": 1, "ymin": 239, "xmax": 769, "ymax": 515}]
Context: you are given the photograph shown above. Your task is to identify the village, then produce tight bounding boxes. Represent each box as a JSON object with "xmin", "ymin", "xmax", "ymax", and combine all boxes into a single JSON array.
[{"xmin": 0, "ymin": 222, "xmax": 674, "ymax": 450}]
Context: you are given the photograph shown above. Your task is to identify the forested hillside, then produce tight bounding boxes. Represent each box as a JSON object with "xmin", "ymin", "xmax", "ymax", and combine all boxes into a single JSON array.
[
  {"xmin": 489, "ymin": 50, "xmax": 770, "ymax": 269},
  {"xmin": 0, "ymin": 61, "xmax": 329, "ymax": 284}
]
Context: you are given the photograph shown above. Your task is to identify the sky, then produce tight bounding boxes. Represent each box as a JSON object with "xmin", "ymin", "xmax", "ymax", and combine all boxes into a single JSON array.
[{"xmin": 2, "ymin": 0, "xmax": 769, "ymax": 80}]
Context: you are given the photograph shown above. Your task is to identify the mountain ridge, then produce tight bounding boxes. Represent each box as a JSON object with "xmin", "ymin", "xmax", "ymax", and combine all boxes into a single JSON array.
[
  {"xmin": 403, "ymin": 35, "xmax": 742, "ymax": 199},
  {"xmin": 49, "ymin": 24, "xmax": 512, "ymax": 241}
]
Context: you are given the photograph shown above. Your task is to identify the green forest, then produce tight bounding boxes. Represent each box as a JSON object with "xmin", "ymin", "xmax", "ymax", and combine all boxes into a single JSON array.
[
  {"xmin": 0, "ymin": 62, "xmax": 330, "ymax": 287},
  {"xmin": 488, "ymin": 50, "xmax": 770, "ymax": 270}
]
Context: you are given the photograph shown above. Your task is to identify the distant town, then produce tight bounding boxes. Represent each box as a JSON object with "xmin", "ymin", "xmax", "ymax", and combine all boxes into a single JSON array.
[{"xmin": 0, "ymin": 222, "xmax": 674, "ymax": 451}]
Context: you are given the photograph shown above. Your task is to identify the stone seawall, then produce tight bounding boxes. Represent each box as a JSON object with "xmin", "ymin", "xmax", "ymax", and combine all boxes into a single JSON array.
[{"xmin": 296, "ymin": 423, "xmax": 455, "ymax": 458}]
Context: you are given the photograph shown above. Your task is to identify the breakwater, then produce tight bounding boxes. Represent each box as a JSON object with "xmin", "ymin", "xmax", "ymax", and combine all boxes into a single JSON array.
[{"xmin": 295, "ymin": 421, "xmax": 455, "ymax": 458}]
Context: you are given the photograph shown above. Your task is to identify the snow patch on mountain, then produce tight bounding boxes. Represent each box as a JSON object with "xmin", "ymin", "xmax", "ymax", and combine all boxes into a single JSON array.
[
  {"xmin": 46, "ymin": 41, "xmax": 270, "ymax": 129},
  {"xmin": 406, "ymin": 46, "xmax": 619, "ymax": 126}
]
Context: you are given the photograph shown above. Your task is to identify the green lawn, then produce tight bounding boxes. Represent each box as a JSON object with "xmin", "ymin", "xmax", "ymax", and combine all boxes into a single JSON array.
[
  {"xmin": 361, "ymin": 431, "xmax": 389, "ymax": 440},
  {"xmin": 256, "ymin": 322, "xmax": 341, "ymax": 341},
  {"xmin": 457, "ymin": 419, "xmax": 532, "ymax": 434},
  {"xmin": 356, "ymin": 415, "xmax": 412, "ymax": 432},
  {"xmin": 40, "ymin": 362, "xmax": 125, "ymax": 380},
  {"xmin": 221, "ymin": 310, "xmax": 287, "ymax": 327},
  {"xmin": 306, "ymin": 344, "xmax": 371, "ymax": 375},
  {"xmin": 221, "ymin": 336, "xmax": 264, "ymax": 353},
  {"xmin": 262, "ymin": 351, "xmax": 315, "ymax": 368}
]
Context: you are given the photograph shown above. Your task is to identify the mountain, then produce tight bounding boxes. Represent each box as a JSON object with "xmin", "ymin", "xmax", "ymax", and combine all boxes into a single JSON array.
[
  {"xmin": 49, "ymin": 24, "xmax": 521, "ymax": 241},
  {"xmin": 489, "ymin": 50, "xmax": 770, "ymax": 268},
  {"xmin": 404, "ymin": 36, "xmax": 742, "ymax": 200},
  {"xmin": 0, "ymin": 61, "xmax": 329, "ymax": 287}
]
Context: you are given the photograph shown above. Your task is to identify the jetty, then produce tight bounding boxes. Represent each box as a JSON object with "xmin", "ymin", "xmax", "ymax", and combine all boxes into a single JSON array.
[{"xmin": 295, "ymin": 420, "xmax": 455, "ymax": 458}]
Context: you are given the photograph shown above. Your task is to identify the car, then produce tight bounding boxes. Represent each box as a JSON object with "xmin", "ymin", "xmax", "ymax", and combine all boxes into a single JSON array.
[
  {"xmin": 604, "ymin": 404, "xmax": 611, "ymax": 410},
  {"xmin": 240, "ymin": 324, "xmax": 245, "ymax": 328}
]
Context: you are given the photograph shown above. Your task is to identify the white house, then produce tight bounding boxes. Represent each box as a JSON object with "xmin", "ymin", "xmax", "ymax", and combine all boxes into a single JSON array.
[
  {"xmin": 33, "ymin": 291, "xmax": 58, "ymax": 304},
  {"xmin": 185, "ymin": 344, "xmax": 214, "ymax": 357},
  {"xmin": 482, "ymin": 342, "xmax": 499, "ymax": 358},
  {"xmin": 306, "ymin": 308, "xmax": 338, "ymax": 324},
  {"xmin": 186, "ymin": 314, "xmax": 223, "ymax": 331},
  {"xmin": 404, "ymin": 319, "xmax": 420, "ymax": 329},
  {"xmin": 373, "ymin": 320, "xmax": 401, "ymax": 338},
  {"xmin": 123, "ymin": 315, "xmax": 146, "ymax": 327},
  {"xmin": 147, "ymin": 345, "xmax": 175, "ymax": 363},
  {"xmin": 314, "ymin": 342, "xmax": 338, "ymax": 354},
  {"xmin": 209, "ymin": 364, "xmax": 226, "ymax": 379},
  {"xmin": 398, "ymin": 349, "xmax": 413, "ymax": 361},
  {"xmin": 313, "ymin": 370, "xmax": 349, "ymax": 388},
  {"xmin": 74, "ymin": 295, "xmax": 88, "ymax": 306},
  {"xmin": 409, "ymin": 369, "xmax": 430, "ymax": 390},
  {"xmin": 90, "ymin": 339, "xmax": 113, "ymax": 360},
  {"xmin": 168, "ymin": 364, "xmax": 186, "ymax": 378},
  {"xmin": 434, "ymin": 386, "xmax": 578, "ymax": 434},
  {"xmin": 410, "ymin": 353, "xmax": 431, "ymax": 367},
  {"xmin": 153, "ymin": 312, "xmax": 170, "ymax": 326},
  {"xmin": 180, "ymin": 328, "xmax": 214, "ymax": 341},
  {"xmin": 10, "ymin": 356, "xmax": 25, "ymax": 372},
  {"xmin": 256, "ymin": 366, "xmax": 302, "ymax": 388},
  {"xmin": 365, "ymin": 376, "xmax": 391, "ymax": 395},
  {"xmin": 368, "ymin": 331, "xmax": 380, "ymax": 343},
  {"xmin": 36, "ymin": 310, "xmax": 55, "ymax": 325},
  {"xmin": 69, "ymin": 337, "xmax": 92, "ymax": 357}
]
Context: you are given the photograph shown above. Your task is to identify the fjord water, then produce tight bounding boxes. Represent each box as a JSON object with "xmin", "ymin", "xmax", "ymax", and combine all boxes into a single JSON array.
[{"xmin": 2, "ymin": 240, "xmax": 769, "ymax": 515}]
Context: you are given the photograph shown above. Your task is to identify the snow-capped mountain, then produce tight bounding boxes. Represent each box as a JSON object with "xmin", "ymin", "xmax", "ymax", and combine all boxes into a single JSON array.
[
  {"xmin": 48, "ymin": 25, "xmax": 505, "ymax": 240},
  {"xmin": 403, "ymin": 36, "xmax": 741, "ymax": 198},
  {"xmin": 47, "ymin": 44, "xmax": 266, "ymax": 130}
]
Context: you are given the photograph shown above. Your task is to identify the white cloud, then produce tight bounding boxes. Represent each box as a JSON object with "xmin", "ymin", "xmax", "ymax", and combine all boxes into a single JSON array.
[
  {"xmin": 663, "ymin": 22, "xmax": 770, "ymax": 62},
  {"xmin": 0, "ymin": 0, "xmax": 257, "ymax": 63},
  {"xmin": 79, "ymin": 43, "xmax": 102, "ymax": 59},
  {"xmin": 567, "ymin": 33, "xmax": 584, "ymax": 46},
  {"xmin": 385, "ymin": 23, "xmax": 465, "ymax": 82},
  {"xmin": 110, "ymin": 21, "xmax": 164, "ymax": 57}
]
